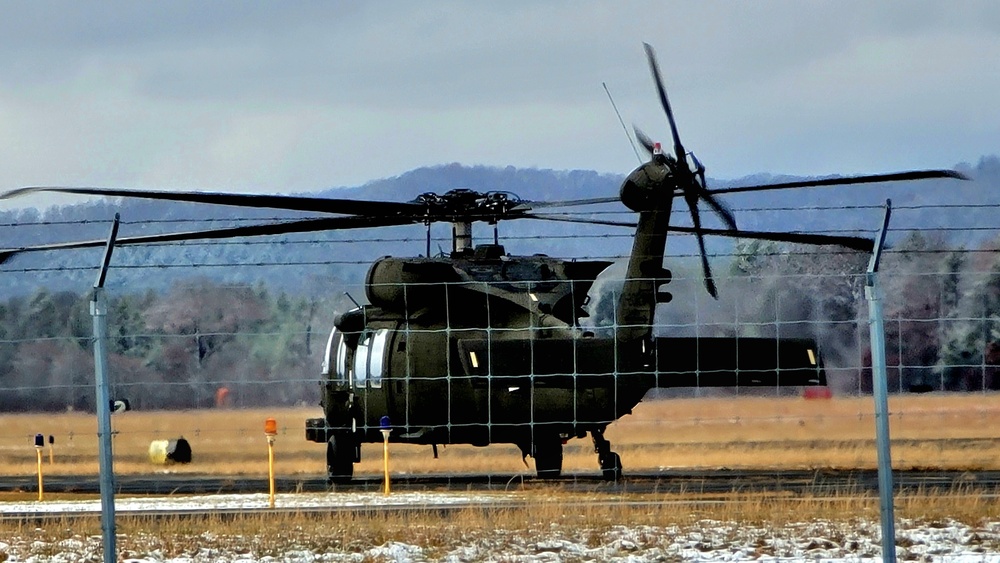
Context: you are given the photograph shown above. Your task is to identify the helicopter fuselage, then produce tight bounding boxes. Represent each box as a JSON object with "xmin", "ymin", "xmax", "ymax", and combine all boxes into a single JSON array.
[{"xmin": 305, "ymin": 238, "xmax": 826, "ymax": 481}]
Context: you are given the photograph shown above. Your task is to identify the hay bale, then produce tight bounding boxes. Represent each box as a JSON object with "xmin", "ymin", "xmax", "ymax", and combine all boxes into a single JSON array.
[{"xmin": 148, "ymin": 437, "xmax": 192, "ymax": 464}]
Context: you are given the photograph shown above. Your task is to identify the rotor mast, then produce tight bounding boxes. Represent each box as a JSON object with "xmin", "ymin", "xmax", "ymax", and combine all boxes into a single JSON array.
[{"xmin": 452, "ymin": 221, "xmax": 473, "ymax": 254}]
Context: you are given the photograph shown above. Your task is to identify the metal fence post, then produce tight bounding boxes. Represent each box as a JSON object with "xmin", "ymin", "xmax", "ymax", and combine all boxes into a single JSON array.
[
  {"xmin": 92, "ymin": 214, "xmax": 120, "ymax": 563},
  {"xmin": 866, "ymin": 201, "xmax": 896, "ymax": 563}
]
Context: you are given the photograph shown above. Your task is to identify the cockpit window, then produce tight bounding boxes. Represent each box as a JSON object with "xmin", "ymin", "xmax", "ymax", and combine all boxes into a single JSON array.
[
  {"xmin": 321, "ymin": 329, "xmax": 335, "ymax": 376},
  {"xmin": 322, "ymin": 327, "xmax": 349, "ymax": 383}
]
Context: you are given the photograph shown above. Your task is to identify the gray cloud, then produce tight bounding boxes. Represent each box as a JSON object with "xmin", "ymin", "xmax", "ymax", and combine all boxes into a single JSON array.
[{"xmin": 0, "ymin": 1, "xmax": 996, "ymax": 206}]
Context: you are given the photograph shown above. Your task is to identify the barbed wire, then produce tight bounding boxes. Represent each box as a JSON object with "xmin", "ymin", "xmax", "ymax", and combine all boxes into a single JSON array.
[{"xmin": 2, "ymin": 250, "xmax": 998, "ymax": 275}]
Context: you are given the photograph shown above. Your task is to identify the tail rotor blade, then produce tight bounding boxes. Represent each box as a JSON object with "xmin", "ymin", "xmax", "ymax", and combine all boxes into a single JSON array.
[
  {"xmin": 698, "ymin": 189, "xmax": 738, "ymax": 230},
  {"xmin": 633, "ymin": 126, "xmax": 656, "ymax": 157},
  {"xmin": 684, "ymin": 194, "xmax": 718, "ymax": 299},
  {"xmin": 685, "ymin": 151, "xmax": 735, "ymax": 229},
  {"xmin": 643, "ymin": 42, "xmax": 685, "ymax": 162}
]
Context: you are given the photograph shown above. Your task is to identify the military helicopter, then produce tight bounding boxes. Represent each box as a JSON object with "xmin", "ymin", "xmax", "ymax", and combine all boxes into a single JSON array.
[{"xmin": 1, "ymin": 44, "xmax": 964, "ymax": 482}]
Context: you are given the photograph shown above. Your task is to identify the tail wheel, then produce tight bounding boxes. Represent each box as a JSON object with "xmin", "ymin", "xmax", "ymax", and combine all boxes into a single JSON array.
[
  {"xmin": 326, "ymin": 433, "xmax": 355, "ymax": 485},
  {"xmin": 600, "ymin": 451, "xmax": 622, "ymax": 482},
  {"xmin": 532, "ymin": 433, "xmax": 563, "ymax": 479}
]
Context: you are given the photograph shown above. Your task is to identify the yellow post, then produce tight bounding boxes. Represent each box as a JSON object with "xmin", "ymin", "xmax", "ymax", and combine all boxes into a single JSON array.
[
  {"xmin": 379, "ymin": 416, "xmax": 391, "ymax": 496},
  {"xmin": 382, "ymin": 433, "xmax": 390, "ymax": 495},
  {"xmin": 264, "ymin": 418, "xmax": 277, "ymax": 509},
  {"xmin": 36, "ymin": 448, "xmax": 44, "ymax": 501},
  {"xmin": 267, "ymin": 437, "xmax": 275, "ymax": 508},
  {"xmin": 34, "ymin": 433, "xmax": 44, "ymax": 501},
  {"xmin": 48, "ymin": 435, "xmax": 54, "ymax": 465}
]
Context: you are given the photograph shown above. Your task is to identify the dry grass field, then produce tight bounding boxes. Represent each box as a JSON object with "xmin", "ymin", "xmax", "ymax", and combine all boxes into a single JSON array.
[
  {"xmin": 2, "ymin": 490, "xmax": 998, "ymax": 561},
  {"xmin": 4, "ymin": 394, "xmax": 1000, "ymax": 560},
  {"xmin": 2, "ymin": 393, "xmax": 999, "ymax": 478},
  {"xmin": 1, "ymin": 491, "xmax": 995, "ymax": 541}
]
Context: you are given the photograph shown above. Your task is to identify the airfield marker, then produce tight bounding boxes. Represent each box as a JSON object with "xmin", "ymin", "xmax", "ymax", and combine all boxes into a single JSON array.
[
  {"xmin": 34, "ymin": 433, "xmax": 44, "ymax": 501},
  {"xmin": 265, "ymin": 418, "xmax": 277, "ymax": 508}
]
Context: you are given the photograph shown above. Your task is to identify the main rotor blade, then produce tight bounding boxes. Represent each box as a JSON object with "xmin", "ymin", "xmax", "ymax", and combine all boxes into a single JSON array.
[
  {"xmin": 666, "ymin": 225, "xmax": 875, "ymax": 251},
  {"xmin": 1, "ymin": 186, "xmax": 420, "ymax": 216},
  {"xmin": 643, "ymin": 42, "xmax": 685, "ymax": 162},
  {"xmin": 708, "ymin": 169, "xmax": 968, "ymax": 195},
  {"xmin": 524, "ymin": 213, "xmax": 874, "ymax": 250},
  {"xmin": 521, "ymin": 196, "xmax": 621, "ymax": 210},
  {"xmin": 522, "ymin": 214, "xmax": 637, "ymax": 227},
  {"xmin": 0, "ymin": 215, "xmax": 418, "ymax": 265}
]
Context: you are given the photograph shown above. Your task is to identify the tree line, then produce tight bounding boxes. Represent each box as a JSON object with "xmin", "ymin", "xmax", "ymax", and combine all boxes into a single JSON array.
[
  {"xmin": 728, "ymin": 232, "xmax": 1000, "ymax": 394},
  {"xmin": 4, "ymin": 231, "xmax": 1000, "ymax": 413},
  {"xmin": 0, "ymin": 279, "xmax": 341, "ymax": 412}
]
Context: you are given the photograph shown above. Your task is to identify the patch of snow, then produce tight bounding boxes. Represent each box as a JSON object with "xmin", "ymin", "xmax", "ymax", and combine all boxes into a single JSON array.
[
  {"xmin": 363, "ymin": 542, "xmax": 423, "ymax": 562},
  {"xmin": 2, "ymin": 494, "xmax": 1000, "ymax": 561},
  {"xmin": 0, "ymin": 491, "xmax": 497, "ymax": 514}
]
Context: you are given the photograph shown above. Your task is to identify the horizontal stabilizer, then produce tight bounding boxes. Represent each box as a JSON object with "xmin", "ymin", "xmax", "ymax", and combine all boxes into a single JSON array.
[
  {"xmin": 457, "ymin": 336, "xmax": 824, "ymax": 389},
  {"xmin": 655, "ymin": 337, "xmax": 825, "ymax": 387}
]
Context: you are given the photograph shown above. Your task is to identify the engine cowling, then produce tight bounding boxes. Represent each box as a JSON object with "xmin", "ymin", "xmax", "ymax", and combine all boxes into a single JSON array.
[{"xmin": 365, "ymin": 257, "xmax": 461, "ymax": 311}]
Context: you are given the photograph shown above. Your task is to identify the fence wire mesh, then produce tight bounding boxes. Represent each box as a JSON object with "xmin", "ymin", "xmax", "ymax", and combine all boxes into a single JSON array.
[{"xmin": 2, "ymin": 254, "xmax": 999, "ymax": 479}]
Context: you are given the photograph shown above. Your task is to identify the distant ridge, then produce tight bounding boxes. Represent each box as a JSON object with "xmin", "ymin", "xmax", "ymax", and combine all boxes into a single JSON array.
[{"xmin": 0, "ymin": 156, "xmax": 995, "ymax": 298}]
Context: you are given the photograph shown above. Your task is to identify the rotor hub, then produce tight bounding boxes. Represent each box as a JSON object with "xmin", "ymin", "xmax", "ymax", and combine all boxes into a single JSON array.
[{"xmin": 414, "ymin": 189, "xmax": 524, "ymax": 222}]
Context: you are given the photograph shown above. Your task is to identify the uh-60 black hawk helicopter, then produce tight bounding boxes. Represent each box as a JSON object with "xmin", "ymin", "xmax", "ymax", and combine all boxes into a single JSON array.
[{"xmin": 1, "ymin": 44, "xmax": 964, "ymax": 483}]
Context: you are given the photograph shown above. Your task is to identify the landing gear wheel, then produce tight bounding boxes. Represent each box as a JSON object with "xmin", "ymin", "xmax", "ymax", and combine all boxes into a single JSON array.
[
  {"xmin": 533, "ymin": 434, "xmax": 563, "ymax": 479},
  {"xmin": 599, "ymin": 451, "xmax": 622, "ymax": 482},
  {"xmin": 326, "ymin": 434, "xmax": 355, "ymax": 485}
]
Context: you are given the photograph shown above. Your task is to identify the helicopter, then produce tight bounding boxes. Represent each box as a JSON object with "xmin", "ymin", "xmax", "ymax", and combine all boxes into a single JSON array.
[{"xmin": 0, "ymin": 44, "xmax": 965, "ymax": 482}]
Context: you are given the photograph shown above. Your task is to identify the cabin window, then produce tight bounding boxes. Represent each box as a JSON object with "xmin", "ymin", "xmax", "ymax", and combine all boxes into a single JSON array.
[
  {"xmin": 369, "ymin": 329, "xmax": 387, "ymax": 388},
  {"xmin": 353, "ymin": 329, "xmax": 388, "ymax": 389},
  {"xmin": 335, "ymin": 332, "xmax": 348, "ymax": 382},
  {"xmin": 354, "ymin": 334, "xmax": 369, "ymax": 387}
]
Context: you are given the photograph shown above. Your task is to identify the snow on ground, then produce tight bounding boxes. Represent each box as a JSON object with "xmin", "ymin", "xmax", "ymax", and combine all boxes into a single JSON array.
[
  {"xmin": 1, "ymin": 493, "xmax": 999, "ymax": 561},
  {"xmin": 0, "ymin": 491, "xmax": 491, "ymax": 514}
]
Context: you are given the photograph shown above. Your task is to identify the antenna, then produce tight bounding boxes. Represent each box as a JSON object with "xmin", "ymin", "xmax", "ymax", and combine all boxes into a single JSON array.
[
  {"xmin": 344, "ymin": 292, "xmax": 362, "ymax": 309},
  {"xmin": 602, "ymin": 82, "xmax": 642, "ymax": 164}
]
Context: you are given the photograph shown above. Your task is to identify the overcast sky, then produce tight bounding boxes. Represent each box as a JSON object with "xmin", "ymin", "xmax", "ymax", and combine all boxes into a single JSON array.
[{"xmin": 1, "ymin": 1, "xmax": 997, "ymax": 208}]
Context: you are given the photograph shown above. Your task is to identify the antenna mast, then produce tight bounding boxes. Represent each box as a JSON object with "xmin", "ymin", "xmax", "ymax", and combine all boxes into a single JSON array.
[{"xmin": 603, "ymin": 82, "xmax": 642, "ymax": 164}]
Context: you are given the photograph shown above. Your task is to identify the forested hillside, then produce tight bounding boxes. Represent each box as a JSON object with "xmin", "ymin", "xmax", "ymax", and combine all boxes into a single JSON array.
[{"xmin": 2, "ymin": 158, "xmax": 998, "ymax": 297}]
